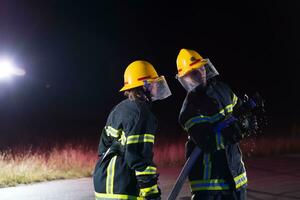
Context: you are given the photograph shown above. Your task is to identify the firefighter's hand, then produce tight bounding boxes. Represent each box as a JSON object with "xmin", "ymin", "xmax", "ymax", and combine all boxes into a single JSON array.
[
  {"xmin": 222, "ymin": 121, "xmax": 243, "ymax": 143},
  {"xmin": 142, "ymin": 185, "xmax": 161, "ymax": 200},
  {"xmin": 189, "ymin": 131, "xmax": 216, "ymax": 153},
  {"xmin": 137, "ymin": 174, "xmax": 161, "ymax": 199}
]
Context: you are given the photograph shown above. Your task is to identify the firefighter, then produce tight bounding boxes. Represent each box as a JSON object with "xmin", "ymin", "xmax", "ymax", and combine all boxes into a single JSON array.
[
  {"xmin": 176, "ymin": 49, "xmax": 248, "ymax": 200},
  {"xmin": 93, "ymin": 60, "xmax": 171, "ymax": 200}
]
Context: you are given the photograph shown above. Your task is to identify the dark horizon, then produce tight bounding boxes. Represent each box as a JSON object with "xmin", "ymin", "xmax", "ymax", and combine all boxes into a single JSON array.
[{"xmin": 0, "ymin": 1, "xmax": 299, "ymax": 147}]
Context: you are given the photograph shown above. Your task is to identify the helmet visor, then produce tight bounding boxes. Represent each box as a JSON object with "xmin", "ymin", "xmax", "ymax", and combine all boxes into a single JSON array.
[
  {"xmin": 144, "ymin": 76, "xmax": 172, "ymax": 101},
  {"xmin": 176, "ymin": 59, "xmax": 219, "ymax": 92}
]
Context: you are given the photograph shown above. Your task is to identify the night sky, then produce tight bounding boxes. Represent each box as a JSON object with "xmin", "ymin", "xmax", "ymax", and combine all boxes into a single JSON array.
[{"xmin": 0, "ymin": 1, "xmax": 299, "ymax": 147}]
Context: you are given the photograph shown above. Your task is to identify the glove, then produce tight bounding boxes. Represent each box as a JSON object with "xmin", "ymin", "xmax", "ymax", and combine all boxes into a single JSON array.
[
  {"xmin": 137, "ymin": 174, "xmax": 161, "ymax": 199},
  {"xmin": 145, "ymin": 193, "xmax": 161, "ymax": 200},
  {"xmin": 188, "ymin": 127, "xmax": 216, "ymax": 153},
  {"xmin": 222, "ymin": 121, "xmax": 244, "ymax": 143},
  {"xmin": 141, "ymin": 186, "xmax": 161, "ymax": 200}
]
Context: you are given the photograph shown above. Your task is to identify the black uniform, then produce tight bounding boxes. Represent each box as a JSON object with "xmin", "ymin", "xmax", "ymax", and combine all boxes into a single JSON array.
[
  {"xmin": 93, "ymin": 99, "xmax": 160, "ymax": 200},
  {"xmin": 179, "ymin": 79, "xmax": 247, "ymax": 200}
]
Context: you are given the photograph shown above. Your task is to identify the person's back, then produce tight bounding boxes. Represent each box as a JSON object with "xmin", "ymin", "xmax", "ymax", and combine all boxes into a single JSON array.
[
  {"xmin": 93, "ymin": 60, "xmax": 171, "ymax": 200},
  {"xmin": 94, "ymin": 98, "xmax": 159, "ymax": 199}
]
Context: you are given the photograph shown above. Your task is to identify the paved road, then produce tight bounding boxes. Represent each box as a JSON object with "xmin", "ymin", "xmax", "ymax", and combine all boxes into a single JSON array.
[{"xmin": 1, "ymin": 155, "xmax": 300, "ymax": 200}]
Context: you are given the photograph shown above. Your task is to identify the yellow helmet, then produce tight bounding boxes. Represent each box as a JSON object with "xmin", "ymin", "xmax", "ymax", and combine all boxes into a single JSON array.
[
  {"xmin": 120, "ymin": 60, "xmax": 159, "ymax": 92},
  {"xmin": 176, "ymin": 48, "xmax": 208, "ymax": 77}
]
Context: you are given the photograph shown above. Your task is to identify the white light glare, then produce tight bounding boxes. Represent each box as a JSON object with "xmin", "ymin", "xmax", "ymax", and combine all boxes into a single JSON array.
[{"xmin": 0, "ymin": 58, "xmax": 25, "ymax": 79}]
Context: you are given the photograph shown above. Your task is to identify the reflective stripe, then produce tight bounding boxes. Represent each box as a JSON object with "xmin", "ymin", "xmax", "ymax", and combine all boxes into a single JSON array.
[
  {"xmin": 203, "ymin": 154, "xmax": 211, "ymax": 180},
  {"xmin": 233, "ymin": 94, "xmax": 238, "ymax": 107},
  {"xmin": 213, "ymin": 116, "xmax": 237, "ymax": 150},
  {"xmin": 215, "ymin": 129, "xmax": 225, "ymax": 150},
  {"xmin": 95, "ymin": 192, "xmax": 144, "ymax": 200},
  {"xmin": 127, "ymin": 134, "xmax": 155, "ymax": 144},
  {"xmin": 224, "ymin": 104, "xmax": 233, "ymax": 114},
  {"xmin": 190, "ymin": 179, "xmax": 230, "ymax": 191},
  {"xmin": 105, "ymin": 126, "xmax": 121, "ymax": 138},
  {"xmin": 234, "ymin": 172, "xmax": 247, "ymax": 189},
  {"xmin": 139, "ymin": 184, "xmax": 159, "ymax": 197},
  {"xmin": 185, "ymin": 113, "xmax": 223, "ymax": 131},
  {"xmin": 106, "ymin": 156, "xmax": 117, "ymax": 194},
  {"xmin": 136, "ymin": 166, "xmax": 157, "ymax": 176},
  {"xmin": 118, "ymin": 131, "xmax": 127, "ymax": 145},
  {"xmin": 105, "ymin": 126, "xmax": 156, "ymax": 145},
  {"xmin": 184, "ymin": 94, "xmax": 239, "ymax": 131},
  {"xmin": 105, "ymin": 126, "xmax": 127, "ymax": 145}
]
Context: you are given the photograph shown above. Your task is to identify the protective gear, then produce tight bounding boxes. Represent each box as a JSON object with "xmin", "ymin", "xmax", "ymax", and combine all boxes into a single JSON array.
[
  {"xmin": 94, "ymin": 99, "xmax": 161, "ymax": 199},
  {"xmin": 120, "ymin": 60, "xmax": 158, "ymax": 92},
  {"xmin": 143, "ymin": 76, "xmax": 172, "ymax": 101},
  {"xmin": 176, "ymin": 49, "xmax": 208, "ymax": 77},
  {"xmin": 176, "ymin": 59, "xmax": 219, "ymax": 92},
  {"xmin": 120, "ymin": 60, "xmax": 171, "ymax": 102},
  {"xmin": 192, "ymin": 188, "xmax": 246, "ymax": 200},
  {"xmin": 176, "ymin": 49, "xmax": 219, "ymax": 92},
  {"xmin": 179, "ymin": 79, "xmax": 247, "ymax": 198},
  {"xmin": 176, "ymin": 49, "xmax": 219, "ymax": 78},
  {"xmin": 177, "ymin": 66, "xmax": 207, "ymax": 92}
]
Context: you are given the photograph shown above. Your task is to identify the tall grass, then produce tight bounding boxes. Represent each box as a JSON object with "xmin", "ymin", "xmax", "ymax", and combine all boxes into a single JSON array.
[
  {"xmin": 153, "ymin": 135, "xmax": 300, "ymax": 167},
  {"xmin": 1, "ymin": 134, "xmax": 300, "ymax": 187},
  {"xmin": 154, "ymin": 138, "xmax": 186, "ymax": 167},
  {"xmin": 240, "ymin": 135, "xmax": 300, "ymax": 157},
  {"xmin": 0, "ymin": 145, "xmax": 96, "ymax": 188}
]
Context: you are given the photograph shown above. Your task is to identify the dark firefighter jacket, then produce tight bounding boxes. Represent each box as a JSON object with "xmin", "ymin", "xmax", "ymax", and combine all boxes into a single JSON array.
[
  {"xmin": 179, "ymin": 79, "xmax": 247, "ymax": 194},
  {"xmin": 93, "ymin": 99, "xmax": 160, "ymax": 200}
]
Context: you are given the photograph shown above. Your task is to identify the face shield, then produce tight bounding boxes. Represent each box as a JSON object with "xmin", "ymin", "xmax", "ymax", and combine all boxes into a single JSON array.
[
  {"xmin": 143, "ymin": 76, "xmax": 172, "ymax": 101},
  {"xmin": 176, "ymin": 59, "xmax": 219, "ymax": 92}
]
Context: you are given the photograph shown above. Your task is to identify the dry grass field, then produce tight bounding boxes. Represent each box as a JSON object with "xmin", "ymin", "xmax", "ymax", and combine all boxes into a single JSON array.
[{"xmin": 1, "ymin": 132, "xmax": 300, "ymax": 187}]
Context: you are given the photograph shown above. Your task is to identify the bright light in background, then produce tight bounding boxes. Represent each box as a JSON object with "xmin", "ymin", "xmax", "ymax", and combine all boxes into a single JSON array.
[{"xmin": 0, "ymin": 57, "xmax": 25, "ymax": 80}]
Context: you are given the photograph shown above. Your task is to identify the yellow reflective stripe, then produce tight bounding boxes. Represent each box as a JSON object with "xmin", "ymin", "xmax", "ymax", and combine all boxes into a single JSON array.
[
  {"xmin": 234, "ymin": 172, "xmax": 247, "ymax": 189},
  {"xmin": 190, "ymin": 179, "xmax": 230, "ymax": 191},
  {"xmin": 105, "ymin": 126, "xmax": 127, "ymax": 145},
  {"xmin": 190, "ymin": 179, "xmax": 225, "ymax": 185},
  {"xmin": 184, "ymin": 107, "xmax": 229, "ymax": 130},
  {"xmin": 95, "ymin": 192, "xmax": 144, "ymax": 200},
  {"xmin": 105, "ymin": 126, "xmax": 121, "ymax": 138},
  {"xmin": 105, "ymin": 127, "xmax": 156, "ymax": 145},
  {"xmin": 127, "ymin": 134, "xmax": 155, "ymax": 144},
  {"xmin": 232, "ymin": 94, "xmax": 238, "ymax": 107},
  {"xmin": 139, "ymin": 184, "xmax": 159, "ymax": 197},
  {"xmin": 106, "ymin": 156, "xmax": 117, "ymax": 194},
  {"xmin": 184, "ymin": 114, "xmax": 221, "ymax": 131},
  {"xmin": 136, "ymin": 166, "xmax": 157, "ymax": 176},
  {"xmin": 202, "ymin": 154, "xmax": 211, "ymax": 180},
  {"xmin": 184, "ymin": 95, "xmax": 239, "ymax": 131},
  {"xmin": 118, "ymin": 131, "xmax": 127, "ymax": 145},
  {"xmin": 224, "ymin": 104, "xmax": 233, "ymax": 114}
]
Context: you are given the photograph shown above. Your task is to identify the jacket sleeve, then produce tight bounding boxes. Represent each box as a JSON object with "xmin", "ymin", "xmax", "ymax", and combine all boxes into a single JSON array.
[
  {"xmin": 179, "ymin": 97, "xmax": 216, "ymax": 153},
  {"xmin": 221, "ymin": 85, "xmax": 245, "ymax": 143},
  {"xmin": 123, "ymin": 108, "xmax": 160, "ymax": 199},
  {"xmin": 98, "ymin": 127, "xmax": 114, "ymax": 158},
  {"xmin": 180, "ymin": 114, "xmax": 216, "ymax": 153}
]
